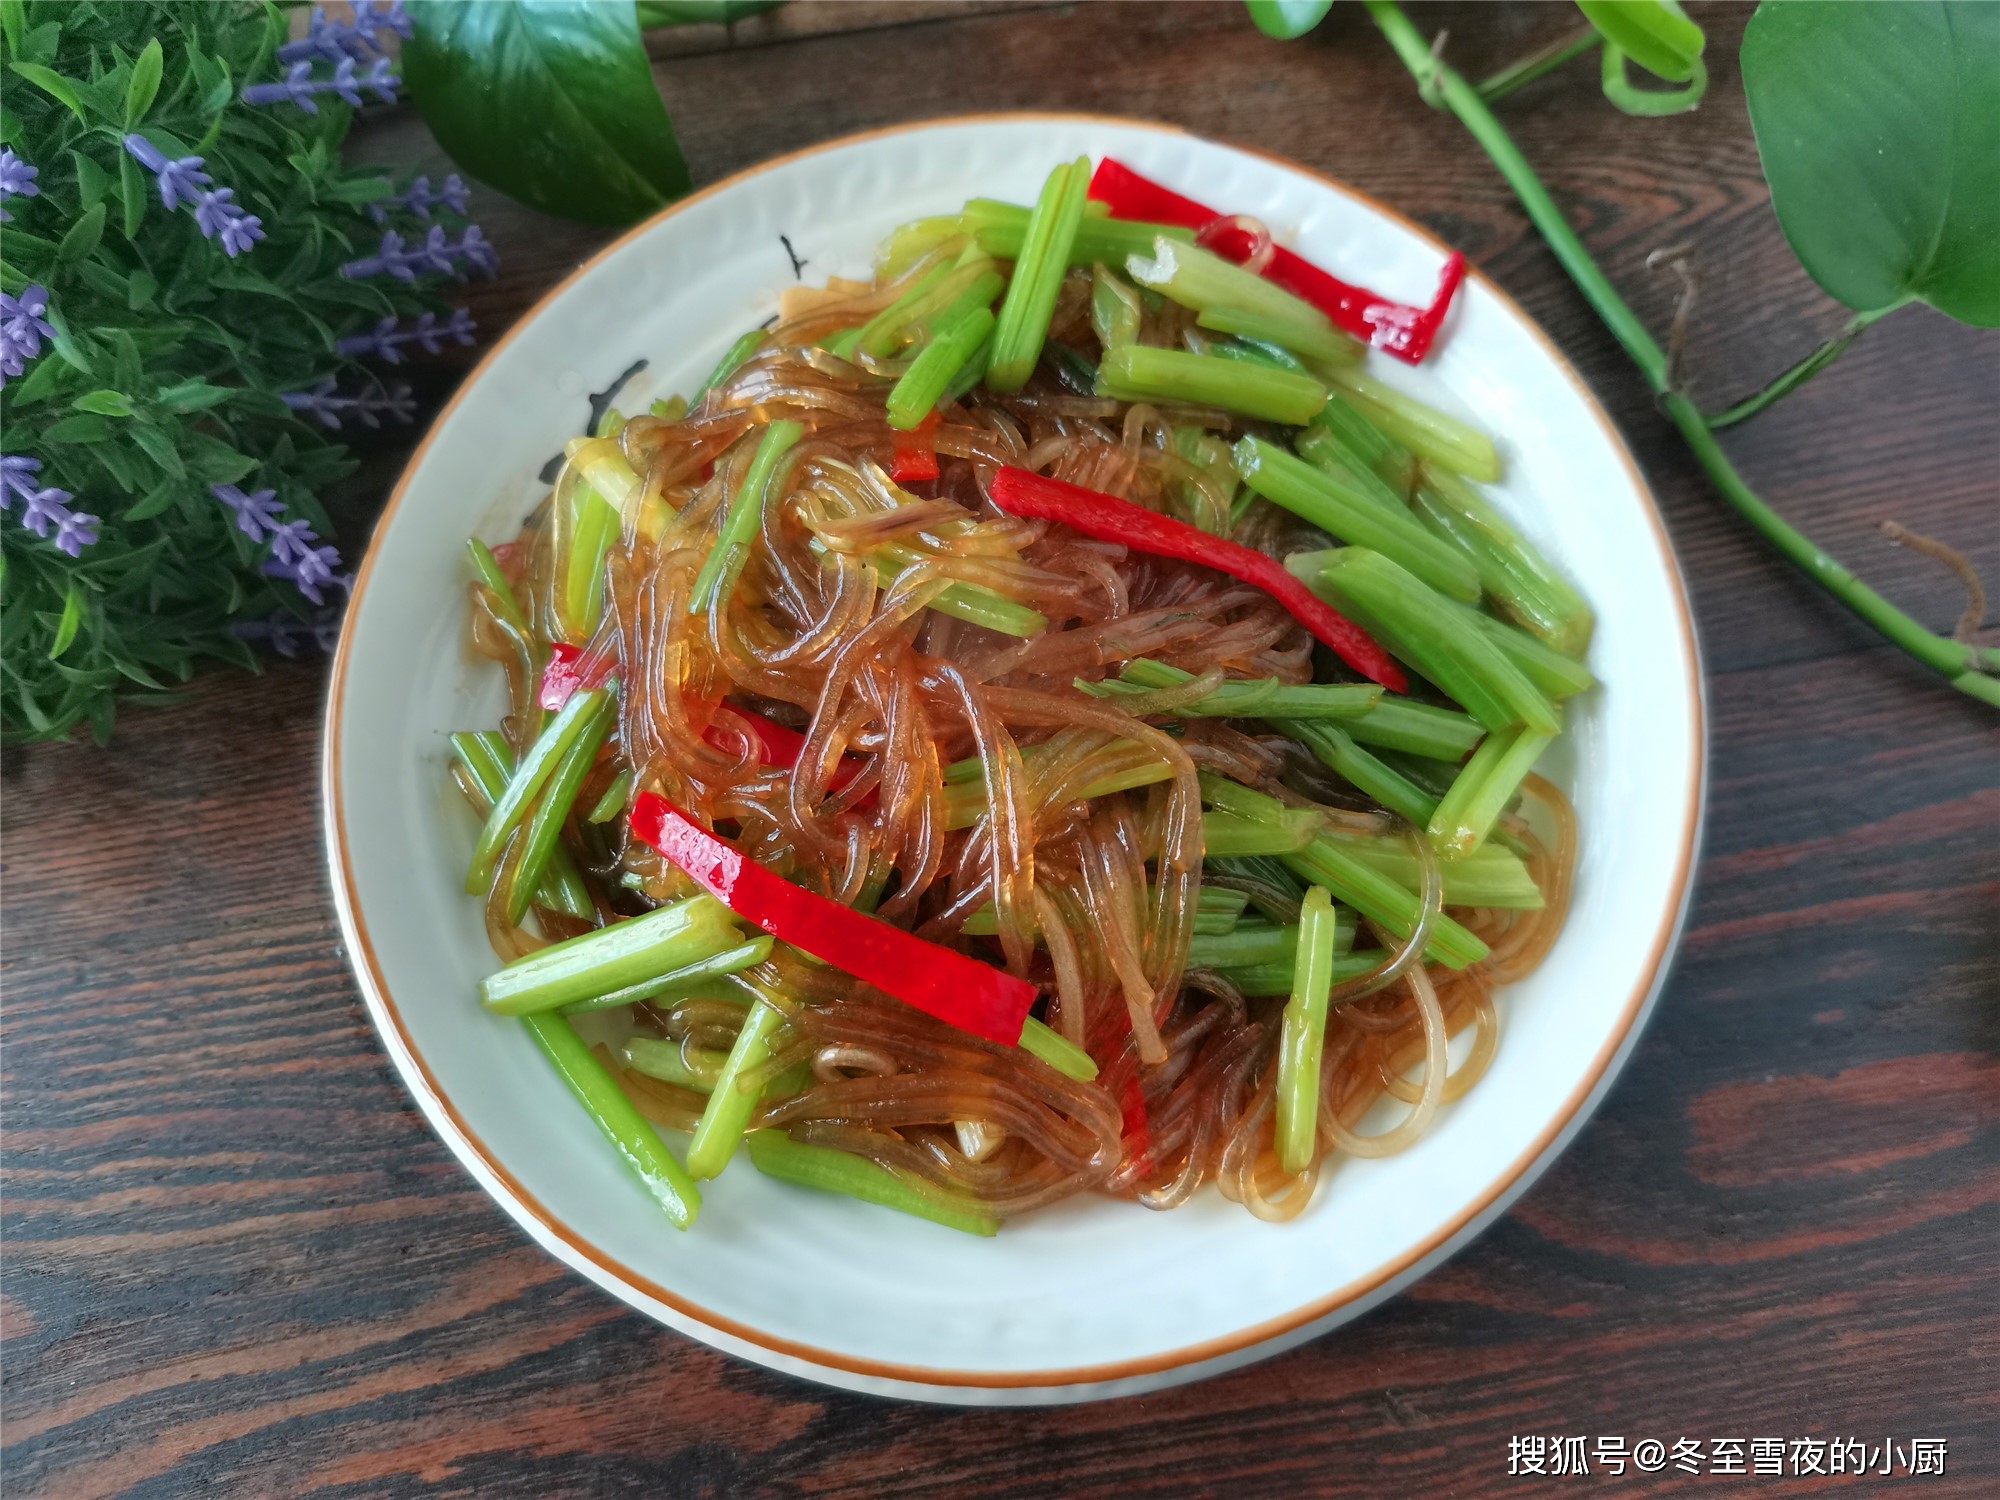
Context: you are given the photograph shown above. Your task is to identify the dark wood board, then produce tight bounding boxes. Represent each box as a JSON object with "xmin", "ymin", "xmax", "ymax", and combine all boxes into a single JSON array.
[{"xmin": 4, "ymin": 4, "xmax": 1996, "ymax": 1495}]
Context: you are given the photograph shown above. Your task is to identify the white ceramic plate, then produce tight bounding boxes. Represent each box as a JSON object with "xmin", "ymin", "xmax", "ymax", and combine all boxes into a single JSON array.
[{"xmin": 324, "ymin": 115, "xmax": 1704, "ymax": 1405}]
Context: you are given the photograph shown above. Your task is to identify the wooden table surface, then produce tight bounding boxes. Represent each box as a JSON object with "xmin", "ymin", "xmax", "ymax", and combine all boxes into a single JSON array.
[{"xmin": 4, "ymin": 4, "xmax": 1995, "ymax": 1495}]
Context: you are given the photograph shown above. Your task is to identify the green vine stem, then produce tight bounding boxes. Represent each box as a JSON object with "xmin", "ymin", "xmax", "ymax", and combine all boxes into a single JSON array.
[
  {"xmin": 1362, "ymin": 0, "xmax": 2000, "ymax": 707},
  {"xmin": 1475, "ymin": 26, "xmax": 1600, "ymax": 102},
  {"xmin": 1706, "ymin": 306, "xmax": 1890, "ymax": 428}
]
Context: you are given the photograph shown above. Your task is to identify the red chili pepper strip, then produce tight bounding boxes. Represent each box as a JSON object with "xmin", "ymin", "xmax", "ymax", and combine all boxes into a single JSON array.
[
  {"xmin": 630, "ymin": 792, "xmax": 1039, "ymax": 1046},
  {"xmin": 986, "ymin": 467, "xmax": 1407, "ymax": 692},
  {"xmin": 538, "ymin": 641, "xmax": 618, "ymax": 712},
  {"xmin": 1086, "ymin": 158, "xmax": 1465, "ymax": 365},
  {"xmin": 700, "ymin": 703, "xmax": 868, "ymax": 798},
  {"xmin": 889, "ymin": 409, "xmax": 941, "ymax": 484}
]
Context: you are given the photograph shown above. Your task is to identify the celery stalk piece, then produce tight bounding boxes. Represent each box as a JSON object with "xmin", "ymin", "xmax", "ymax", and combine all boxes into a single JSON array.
[
  {"xmin": 1283, "ymin": 837, "xmax": 1488, "ymax": 968},
  {"xmin": 1197, "ymin": 775, "xmax": 1485, "ymax": 966},
  {"xmin": 852, "ymin": 259, "xmax": 954, "ymax": 358},
  {"xmin": 1217, "ymin": 948, "xmax": 1387, "ymax": 997},
  {"xmin": 1322, "ymin": 364, "xmax": 1501, "ymax": 483},
  {"xmin": 965, "ymin": 198, "xmax": 1195, "ymax": 266},
  {"xmin": 450, "ymin": 732, "xmax": 594, "ymax": 920},
  {"xmin": 886, "ymin": 304, "xmax": 997, "ymax": 429},
  {"xmin": 1427, "ymin": 722, "xmax": 1556, "ymax": 860},
  {"xmin": 1018, "ymin": 1015, "xmax": 1098, "ymax": 1081},
  {"xmin": 1234, "ymin": 436, "xmax": 1481, "ymax": 600},
  {"xmin": 479, "ymin": 895, "xmax": 742, "ymax": 1014},
  {"xmin": 1291, "ymin": 547, "xmax": 1560, "ymax": 733},
  {"xmin": 561, "ymin": 935, "xmax": 776, "ymax": 1014},
  {"xmin": 1091, "ymin": 264, "xmax": 1144, "ymax": 352},
  {"xmin": 685, "ymin": 992, "xmax": 787, "ymax": 1180},
  {"xmin": 466, "ymin": 538, "xmax": 525, "ymax": 626},
  {"xmin": 696, "ymin": 328, "xmax": 766, "ymax": 396},
  {"xmin": 1318, "ymin": 829, "xmax": 1543, "ymax": 908},
  {"xmin": 941, "ymin": 331, "xmax": 994, "ymax": 406},
  {"xmin": 1202, "ymin": 808, "xmax": 1322, "ymax": 857},
  {"xmin": 1280, "ymin": 717, "xmax": 1440, "ymax": 831},
  {"xmin": 1197, "ymin": 303, "xmax": 1365, "ymax": 367},
  {"xmin": 465, "ymin": 686, "xmax": 615, "ymax": 896},
  {"xmin": 840, "ymin": 540, "xmax": 1047, "ymax": 636},
  {"xmin": 505, "ymin": 691, "xmax": 617, "ymax": 923},
  {"xmin": 1098, "ymin": 345, "xmax": 1327, "ymax": 425},
  {"xmin": 1341, "ymin": 697, "xmax": 1485, "ymax": 761},
  {"xmin": 1087, "ymin": 656, "xmax": 1381, "ymax": 719},
  {"xmin": 1408, "ymin": 462, "xmax": 1593, "ymax": 655},
  {"xmin": 1127, "ymin": 237, "xmax": 1342, "ymax": 338},
  {"xmin": 622, "ymin": 1035, "xmax": 731, "ymax": 1093},
  {"xmin": 986, "ymin": 158, "xmax": 1091, "ymax": 392},
  {"xmin": 565, "ymin": 435, "xmax": 643, "ymax": 516},
  {"xmin": 942, "ymin": 752, "xmax": 1172, "ymax": 831},
  {"xmin": 1277, "ymin": 886, "xmax": 1340, "ymax": 1174},
  {"xmin": 587, "ymin": 768, "xmax": 634, "ymax": 824},
  {"xmin": 1449, "ymin": 597, "xmax": 1596, "ymax": 698},
  {"xmin": 522, "ymin": 1012, "xmax": 701, "ymax": 1229},
  {"xmin": 686, "ymin": 419, "xmax": 804, "ymax": 618},
  {"xmin": 746, "ymin": 1131, "xmax": 1000, "ymax": 1236}
]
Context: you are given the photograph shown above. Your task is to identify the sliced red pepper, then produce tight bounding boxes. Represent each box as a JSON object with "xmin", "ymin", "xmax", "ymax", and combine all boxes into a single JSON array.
[
  {"xmin": 630, "ymin": 791, "xmax": 1038, "ymax": 1046},
  {"xmin": 987, "ymin": 467, "xmax": 1407, "ymax": 692},
  {"xmin": 538, "ymin": 641, "xmax": 617, "ymax": 712},
  {"xmin": 889, "ymin": 409, "xmax": 941, "ymax": 484},
  {"xmin": 701, "ymin": 703, "xmax": 866, "ymax": 797},
  {"xmin": 1086, "ymin": 158, "xmax": 1465, "ymax": 365}
]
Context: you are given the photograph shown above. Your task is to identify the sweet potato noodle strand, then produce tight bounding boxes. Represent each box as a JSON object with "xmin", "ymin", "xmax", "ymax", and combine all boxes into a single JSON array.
[{"xmin": 465, "ymin": 323, "xmax": 1574, "ymax": 1220}]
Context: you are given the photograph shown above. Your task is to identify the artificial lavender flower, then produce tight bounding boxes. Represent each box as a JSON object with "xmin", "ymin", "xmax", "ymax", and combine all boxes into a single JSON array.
[
  {"xmin": 189, "ymin": 187, "xmax": 265, "ymax": 257},
  {"xmin": 123, "ymin": 134, "xmax": 212, "ymax": 211},
  {"xmin": 280, "ymin": 378, "xmax": 416, "ymax": 431},
  {"xmin": 334, "ymin": 308, "xmax": 477, "ymax": 363},
  {"xmin": 212, "ymin": 483, "xmax": 285, "ymax": 541},
  {"xmin": 353, "ymin": 0, "xmax": 413, "ymax": 42},
  {"xmin": 1, "ymin": 284, "xmax": 56, "ymax": 381},
  {"xmin": 53, "ymin": 508, "xmax": 100, "ymax": 558},
  {"xmin": 6, "ymin": 476, "xmax": 99, "ymax": 554},
  {"xmin": 369, "ymin": 172, "xmax": 471, "ymax": 224},
  {"xmin": 275, "ymin": 5, "xmax": 376, "ymax": 65},
  {"xmin": 266, "ymin": 517, "xmax": 320, "ymax": 566},
  {"xmin": 233, "ymin": 607, "xmax": 346, "ymax": 658},
  {"xmin": 1, "ymin": 452, "xmax": 42, "ymax": 506},
  {"xmin": 0, "ymin": 146, "xmax": 39, "ymax": 222},
  {"xmin": 264, "ymin": 541, "xmax": 347, "ymax": 605},
  {"xmin": 244, "ymin": 55, "xmax": 397, "ymax": 113},
  {"xmin": 341, "ymin": 225, "xmax": 497, "ymax": 283}
]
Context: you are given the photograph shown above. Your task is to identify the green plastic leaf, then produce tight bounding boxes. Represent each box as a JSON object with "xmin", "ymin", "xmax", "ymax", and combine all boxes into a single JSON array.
[
  {"xmin": 49, "ymin": 585, "xmax": 84, "ymax": 661},
  {"xmin": 1576, "ymin": 0, "xmax": 1704, "ymax": 81},
  {"xmin": 404, "ymin": 0, "xmax": 694, "ymax": 226},
  {"xmin": 119, "ymin": 149, "xmax": 147, "ymax": 239},
  {"xmin": 73, "ymin": 388, "xmax": 135, "ymax": 417},
  {"xmin": 10, "ymin": 61, "xmax": 86, "ymax": 121},
  {"xmin": 1743, "ymin": 0, "xmax": 2000, "ymax": 325},
  {"xmin": 635, "ymin": 1, "xmax": 781, "ymax": 22},
  {"xmin": 1600, "ymin": 41, "xmax": 1707, "ymax": 115},
  {"xmin": 56, "ymin": 202, "xmax": 106, "ymax": 263},
  {"xmin": 0, "ymin": 0, "xmax": 23, "ymax": 55},
  {"xmin": 1245, "ymin": 0, "xmax": 1334, "ymax": 39},
  {"xmin": 124, "ymin": 37, "xmax": 163, "ymax": 125}
]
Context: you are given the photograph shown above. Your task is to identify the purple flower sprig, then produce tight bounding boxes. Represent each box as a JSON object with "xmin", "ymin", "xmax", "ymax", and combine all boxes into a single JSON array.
[
  {"xmin": 334, "ymin": 308, "xmax": 477, "ymax": 364},
  {"xmin": 212, "ymin": 482, "xmax": 350, "ymax": 606},
  {"xmin": 1, "ymin": 283, "xmax": 56, "ymax": 386},
  {"xmin": 279, "ymin": 378, "xmax": 417, "ymax": 431},
  {"xmin": 369, "ymin": 173, "xmax": 471, "ymax": 224},
  {"xmin": 122, "ymin": 136, "xmax": 265, "ymax": 257},
  {"xmin": 275, "ymin": 1, "xmax": 411, "ymax": 65},
  {"xmin": 232, "ymin": 607, "xmax": 346, "ymax": 658},
  {"xmin": 0, "ymin": 147, "xmax": 39, "ymax": 223},
  {"xmin": 341, "ymin": 225, "xmax": 497, "ymax": 283},
  {"xmin": 3, "ymin": 459, "xmax": 100, "ymax": 557},
  {"xmin": 243, "ymin": 56, "xmax": 398, "ymax": 114}
]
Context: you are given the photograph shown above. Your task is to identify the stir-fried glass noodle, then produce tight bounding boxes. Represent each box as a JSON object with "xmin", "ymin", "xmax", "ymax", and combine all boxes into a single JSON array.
[{"xmin": 451, "ymin": 158, "xmax": 1591, "ymax": 1235}]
